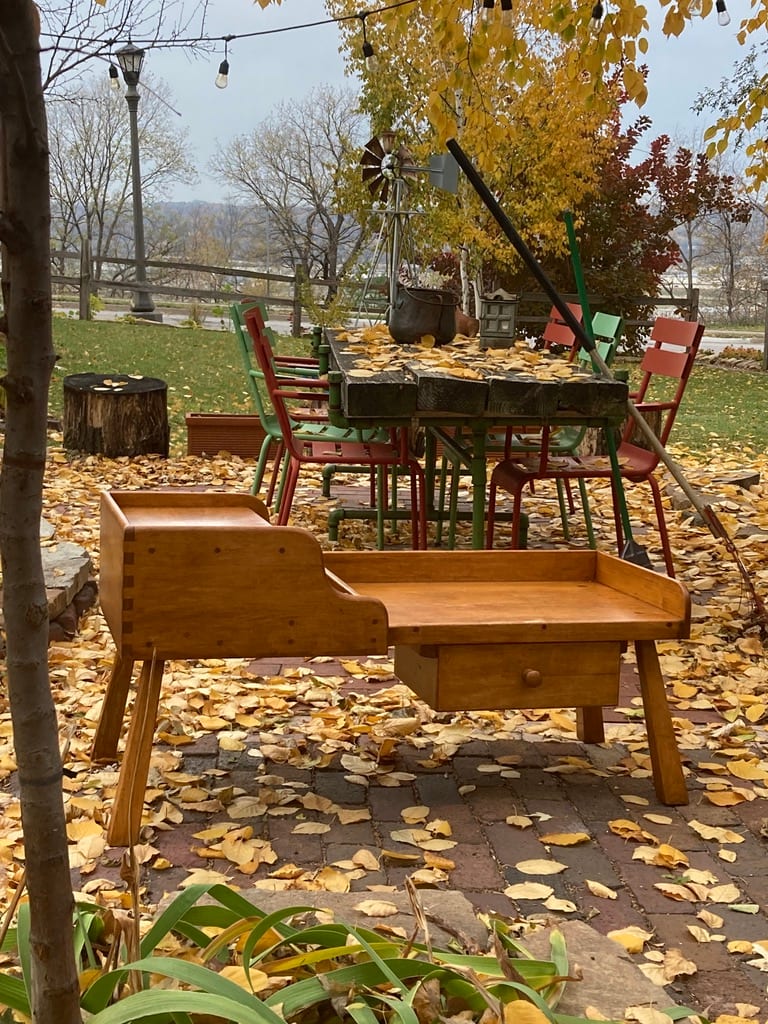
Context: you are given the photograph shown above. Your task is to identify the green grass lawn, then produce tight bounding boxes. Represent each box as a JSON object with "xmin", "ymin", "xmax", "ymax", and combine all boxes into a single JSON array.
[
  {"xmin": 47, "ymin": 316, "xmax": 768, "ymax": 458},
  {"xmin": 49, "ymin": 316, "xmax": 315, "ymax": 454}
]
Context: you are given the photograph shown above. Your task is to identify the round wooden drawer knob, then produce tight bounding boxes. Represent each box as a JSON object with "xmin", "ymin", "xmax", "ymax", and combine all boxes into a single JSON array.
[{"xmin": 522, "ymin": 668, "xmax": 543, "ymax": 688}]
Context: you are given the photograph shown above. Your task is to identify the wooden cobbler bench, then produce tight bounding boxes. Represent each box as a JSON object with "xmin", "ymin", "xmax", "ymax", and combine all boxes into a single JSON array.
[{"xmin": 95, "ymin": 491, "xmax": 691, "ymax": 846}]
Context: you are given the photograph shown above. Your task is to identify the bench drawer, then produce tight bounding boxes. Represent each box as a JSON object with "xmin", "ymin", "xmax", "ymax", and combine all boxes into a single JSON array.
[{"xmin": 394, "ymin": 641, "xmax": 621, "ymax": 712}]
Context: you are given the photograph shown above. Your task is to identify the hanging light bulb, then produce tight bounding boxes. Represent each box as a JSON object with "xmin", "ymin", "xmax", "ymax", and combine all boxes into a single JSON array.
[
  {"xmin": 715, "ymin": 0, "xmax": 731, "ymax": 24},
  {"xmin": 588, "ymin": 1, "xmax": 604, "ymax": 33},
  {"xmin": 362, "ymin": 39, "xmax": 378, "ymax": 69},
  {"xmin": 215, "ymin": 37, "xmax": 232, "ymax": 89},
  {"xmin": 500, "ymin": 0, "xmax": 513, "ymax": 25},
  {"xmin": 358, "ymin": 14, "xmax": 378, "ymax": 70},
  {"xmin": 108, "ymin": 62, "xmax": 120, "ymax": 90},
  {"xmin": 215, "ymin": 59, "xmax": 229, "ymax": 89},
  {"xmin": 482, "ymin": 0, "xmax": 495, "ymax": 22}
]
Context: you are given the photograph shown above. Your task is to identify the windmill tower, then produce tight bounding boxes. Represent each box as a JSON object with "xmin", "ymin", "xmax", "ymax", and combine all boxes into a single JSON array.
[
  {"xmin": 359, "ymin": 131, "xmax": 417, "ymax": 321},
  {"xmin": 357, "ymin": 131, "xmax": 459, "ymax": 323}
]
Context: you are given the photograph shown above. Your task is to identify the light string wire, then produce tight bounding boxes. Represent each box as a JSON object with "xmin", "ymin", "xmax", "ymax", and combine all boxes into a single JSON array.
[{"xmin": 38, "ymin": 0, "xmax": 421, "ymax": 52}]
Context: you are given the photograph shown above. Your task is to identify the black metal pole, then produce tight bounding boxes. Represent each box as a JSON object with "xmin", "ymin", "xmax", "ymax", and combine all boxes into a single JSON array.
[{"xmin": 446, "ymin": 137, "xmax": 595, "ymax": 354}]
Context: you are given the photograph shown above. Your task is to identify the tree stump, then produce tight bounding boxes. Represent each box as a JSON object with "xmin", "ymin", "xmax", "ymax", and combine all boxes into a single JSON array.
[{"xmin": 63, "ymin": 373, "xmax": 169, "ymax": 457}]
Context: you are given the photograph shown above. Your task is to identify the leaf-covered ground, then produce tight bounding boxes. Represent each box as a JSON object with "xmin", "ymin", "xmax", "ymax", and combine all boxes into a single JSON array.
[{"xmin": 2, "ymin": 435, "xmax": 768, "ymax": 1020}]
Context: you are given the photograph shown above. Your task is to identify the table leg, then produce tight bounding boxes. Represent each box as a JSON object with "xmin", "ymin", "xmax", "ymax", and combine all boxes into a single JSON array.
[
  {"xmin": 91, "ymin": 654, "xmax": 135, "ymax": 763},
  {"xmin": 107, "ymin": 656, "xmax": 166, "ymax": 846},
  {"xmin": 635, "ymin": 639, "xmax": 688, "ymax": 805},
  {"xmin": 469, "ymin": 424, "xmax": 488, "ymax": 550},
  {"xmin": 576, "ymin": 707, "xmax": 605, "ymax": 743}
]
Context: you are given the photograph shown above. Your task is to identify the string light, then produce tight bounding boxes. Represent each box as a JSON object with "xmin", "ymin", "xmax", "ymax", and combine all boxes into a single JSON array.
[
  {"xmin": 715, "ymin": 0, "xmax": 731, "ymax": 25},
  {"xmin": 43, "ymin": 0, "xmax": 420, "ymax": 52},
  {"xmin": 482, "ymin": 0, "xmax": 495, "ymax": 21},
  {"xmin": 500, "ymin": 0, "xmax": 513, "ymax": 25},
  {"xmin": 358, "ymin": 13, "xmax": 378, "ymax": 70},
  {"xmin": 108, "ymin": 62, "xmax": 120, "ymax": 89},
  {"xmin": 588, "ymin": 1, "xmax": 604, "ymax": 33},
  {"xmin": 215, "ymin": 36, "xmax": 233, "ymax": 89}
]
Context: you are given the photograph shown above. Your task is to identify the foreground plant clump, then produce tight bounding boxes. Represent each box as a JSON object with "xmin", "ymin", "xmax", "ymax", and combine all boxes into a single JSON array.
[{"xmin": 0, "ymin": 880, "xmax": 707, "ymax": 1024}]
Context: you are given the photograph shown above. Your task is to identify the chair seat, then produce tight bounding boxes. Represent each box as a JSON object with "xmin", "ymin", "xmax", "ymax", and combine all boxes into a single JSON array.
[
  {"xmin": 503, "ymin": 426, "xmax": 583, "ymax": 455},
  {"xmin": 309, "ymin": 439, "xmax": 407, "ymax": 461},
  {"xmin": 493, "ymin": 441, "xmax": 658, "ymax": 490},
  {"xmin": 294, "ymin": 422, "xmax": 389, "ymax": 445}
]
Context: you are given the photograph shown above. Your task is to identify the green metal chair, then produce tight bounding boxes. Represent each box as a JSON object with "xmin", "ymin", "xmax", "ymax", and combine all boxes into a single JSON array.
[{"xmin": 231, "ymin": 300, "xmax": 320, "ymax": 503}]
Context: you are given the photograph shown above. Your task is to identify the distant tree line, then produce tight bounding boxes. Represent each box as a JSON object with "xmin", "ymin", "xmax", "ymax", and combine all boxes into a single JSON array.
[{"xmin": 47, "ymin": 73, "xmax": 765, "ymax": 333}]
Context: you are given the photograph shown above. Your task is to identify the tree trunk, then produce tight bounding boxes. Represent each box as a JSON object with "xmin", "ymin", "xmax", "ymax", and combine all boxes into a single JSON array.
[{"xmin": 0, "ymin": 4, "xmax": 82, "ymax": 1021}]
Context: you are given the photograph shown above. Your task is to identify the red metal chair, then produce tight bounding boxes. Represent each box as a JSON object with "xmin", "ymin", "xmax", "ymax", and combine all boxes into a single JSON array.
[
  {"xmin": 540, "ymin": 302, "xmax": 583, "ymax": 362},
  {"xmin": 485, "ymin": 317, "xmax": 706, "ymax": 576},
  {"xmin": 244, "ymin": 305, "xmax": 427, "ymax": 548}
]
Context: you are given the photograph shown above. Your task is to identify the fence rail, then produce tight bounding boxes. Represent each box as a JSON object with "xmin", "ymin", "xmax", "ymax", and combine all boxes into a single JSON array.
[{"xmin": 50, "ymin": 247, "xmax": 700, "ymax": 336}]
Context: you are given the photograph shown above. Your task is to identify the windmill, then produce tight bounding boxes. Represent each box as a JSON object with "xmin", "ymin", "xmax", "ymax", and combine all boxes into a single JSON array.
[{"xmin": 357, "ymin": 131, "xmax": 458, "ymax": 323}]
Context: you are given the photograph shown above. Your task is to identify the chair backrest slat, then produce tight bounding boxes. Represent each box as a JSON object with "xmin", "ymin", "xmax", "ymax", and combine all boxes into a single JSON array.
[
  {"xmin": 639, "ymin": 346, "xmax": 690, "ymax": 379},
  {"xmin": 578, "ymin": 311, "xmax": 623, "ymax": 370},
  {"xmin": 542, "ymin": 303, "xmax": 582, "ymax": 358}
]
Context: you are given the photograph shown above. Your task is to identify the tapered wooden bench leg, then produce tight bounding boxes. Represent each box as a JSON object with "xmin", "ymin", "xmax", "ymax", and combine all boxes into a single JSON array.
[
  {"xmin": 107, "ymin": 657, "xmax": 165, "ymax": 847},
  {"xmin": 635, "ymin": 639, "xmax": 688, "ymax": 805},
  {"xmin": 576, "ymin": 707, "xmax": 605, "ymax": 744},
  {"xmin": 91, "ymin": 654, "xmax": 136, "ymax": 763}
]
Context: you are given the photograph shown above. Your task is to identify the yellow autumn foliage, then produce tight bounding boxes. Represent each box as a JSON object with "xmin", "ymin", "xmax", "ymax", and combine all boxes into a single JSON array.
[
  {"xmin": 263, "ymin": 1, "xmax": 768, "ymax": 192},
  {"xmin": 326, "ymin": 0, "xmax": 613, "ymax": 271}
]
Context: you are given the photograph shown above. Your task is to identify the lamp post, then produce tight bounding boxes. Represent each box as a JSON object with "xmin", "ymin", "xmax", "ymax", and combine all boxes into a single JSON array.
[{"xmin": 115, "ymin": 41, "xmax": 161, "ymax": 321}]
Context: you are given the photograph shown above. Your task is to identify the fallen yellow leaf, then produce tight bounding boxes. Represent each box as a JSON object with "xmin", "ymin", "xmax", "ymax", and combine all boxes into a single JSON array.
[
  {"xmin": 543, "ymin": 895, "xmax": 577, "ymax": 913},
  {"xmin": 608, "ymin": 819, "xmax": 659, "ymax": 843},
  {"xmin": 538, "ymin": 832, "xmax": 591, "ymax": 846},
  {"xmin": 704, "ymin": 790, "xmax": 747, "ymax": 807},
  {"xmin": 585, "ymin": 880, "xmax": 618, "ymax": 900},
  {"xmin": 353, "ymin": 899, "xmax": 399, "ymax": 917},
  {"xmin": 503, "ymin": 882, "xmax": 554, "ymax": 900},
  {"xmin": 503, "ymin": 1001, "xmax": 552, "ymax": 1024},
  {"xmin": 514, "ymin": 858, "xmax": 568, "ymax": 875},
  {"xmin": 606, "ymin": 926, "xmax": 654, "ymax": 953}
]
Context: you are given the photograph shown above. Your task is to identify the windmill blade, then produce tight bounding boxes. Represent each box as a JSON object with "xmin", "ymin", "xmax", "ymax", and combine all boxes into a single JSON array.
[
  {"xmin": 379, "ymin": 130, "xmax": 396, "ymax": 154},
  {"xmin": 362, "ymin": 165, "xmax": 382, "ymax": 186},
  {"xmin": 378, "ymin": 179, "xmax": 390, "ymax": 204},
  {"xmin": 363, "ymin": 171, "xmax": 385, "ymax": 197},
  {"xmin": 361, "ymin": 135, "xmax": 385, "ymax": 168}
]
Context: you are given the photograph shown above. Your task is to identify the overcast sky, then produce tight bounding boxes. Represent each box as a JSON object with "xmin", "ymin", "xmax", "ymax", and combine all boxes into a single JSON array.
[{"xmin": 152, "ymin": 0, "xmax": 747, "ymax": 203}]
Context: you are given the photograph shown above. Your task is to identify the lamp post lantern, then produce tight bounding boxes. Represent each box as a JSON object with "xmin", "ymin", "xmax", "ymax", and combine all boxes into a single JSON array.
[{"xmin": 115, "ymin": 41, "xmax": 161, "ymax": 321}]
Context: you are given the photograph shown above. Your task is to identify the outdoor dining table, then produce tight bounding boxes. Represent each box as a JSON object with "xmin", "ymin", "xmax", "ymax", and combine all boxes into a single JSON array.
[{"xmin": 325, "ymin": 329, "xmax": 630, "ymax": 548}]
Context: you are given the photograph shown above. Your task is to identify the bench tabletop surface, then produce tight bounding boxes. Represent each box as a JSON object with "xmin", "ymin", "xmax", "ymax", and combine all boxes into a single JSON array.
[{"xmin": 347, "ymin": 578, "xmax": 686, "ymax": 646}]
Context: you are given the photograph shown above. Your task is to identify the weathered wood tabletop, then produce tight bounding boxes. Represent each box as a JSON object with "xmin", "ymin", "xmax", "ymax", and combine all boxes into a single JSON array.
[
  {"xmin": 325, "ymin": 328, "xmax": 629, "ymax": 547},
  {"xmin": 325, "ymin": 328, "xmax": 629, "ymax": 425}
]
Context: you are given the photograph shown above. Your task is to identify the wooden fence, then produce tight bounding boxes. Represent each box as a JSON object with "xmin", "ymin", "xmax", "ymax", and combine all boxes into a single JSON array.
[
  {"xmin": 50, "ymin": 248, "xmax": 309, "ymax": 328},
  {"xmin": 50, "ymin": 246, "xmax": 700, "ymax": 336}
]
